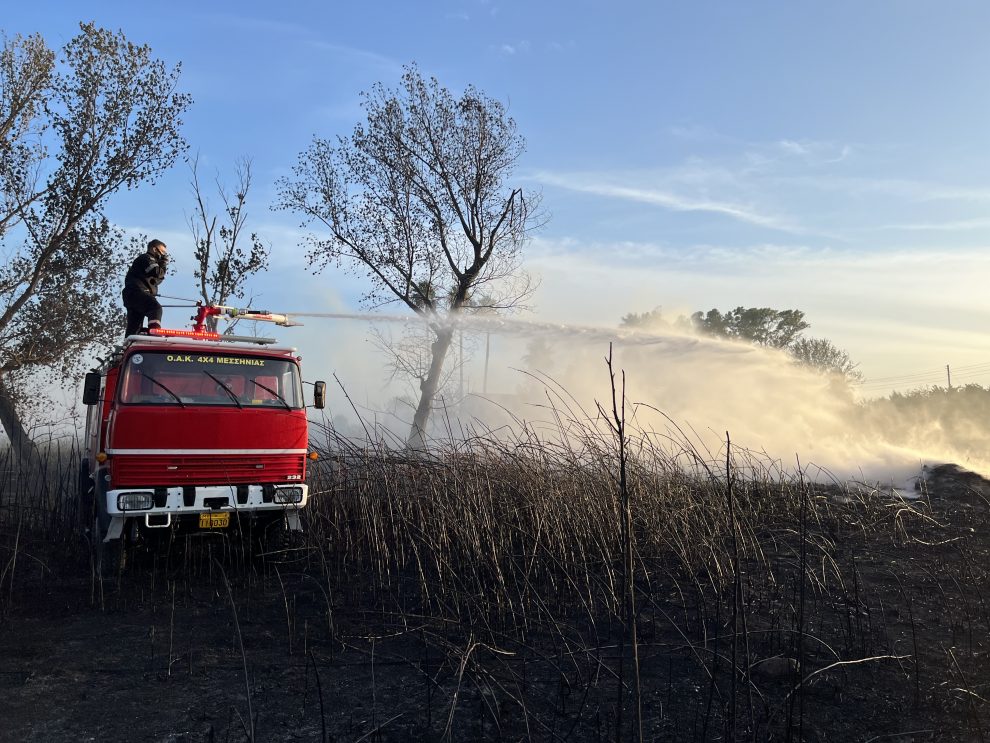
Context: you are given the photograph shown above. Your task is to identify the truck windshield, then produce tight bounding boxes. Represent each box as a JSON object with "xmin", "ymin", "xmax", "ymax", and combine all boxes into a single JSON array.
[{"xmin": 119, "ymin": 350, "xmax": 304, "ymax": 409}]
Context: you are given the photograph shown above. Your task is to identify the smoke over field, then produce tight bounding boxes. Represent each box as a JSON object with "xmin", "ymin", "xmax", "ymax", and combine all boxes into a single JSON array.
[
  {"xmin": 515, "ymin": 330, "xmax": 987, "ymax": 481},
  {"xmin": 310, "ymin": 311, "xmax": 987, "ymax": 482}
]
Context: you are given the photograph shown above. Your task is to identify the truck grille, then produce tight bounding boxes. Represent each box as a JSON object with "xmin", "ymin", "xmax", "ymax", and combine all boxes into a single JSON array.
[{"xmin": 112, "ymin": 454, "xmax": 305, "ymax": 487}]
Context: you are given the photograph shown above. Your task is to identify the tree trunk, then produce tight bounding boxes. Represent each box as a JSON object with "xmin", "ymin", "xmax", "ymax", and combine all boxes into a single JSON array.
[
  {"xmin": 0, "ymin": 374, "xmax": 40, "ymax": 470},
  {"xmin": 407, "ymin": 327, "xmax": 454, "ymax": 451}
]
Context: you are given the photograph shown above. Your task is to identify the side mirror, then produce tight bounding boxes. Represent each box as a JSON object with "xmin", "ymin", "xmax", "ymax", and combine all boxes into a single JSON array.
[
  {"xmin": 313, "ymin": 380, "xmax": 326, "ymax": 409},
  {"xmin": 82, "ymin": 372, "xmax": 102, "ymax": 406}
]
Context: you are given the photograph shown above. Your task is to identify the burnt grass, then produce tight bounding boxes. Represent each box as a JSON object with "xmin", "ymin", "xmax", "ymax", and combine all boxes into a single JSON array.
[{"xmin": 0, "ymin": 436, "xmax": 989, "ymax": 742}]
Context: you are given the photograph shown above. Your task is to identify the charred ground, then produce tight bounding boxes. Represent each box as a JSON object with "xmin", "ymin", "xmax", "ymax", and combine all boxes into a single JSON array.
[{"xmin": 0, "ymin": 442, "xmax": 988, "ymax": 742}]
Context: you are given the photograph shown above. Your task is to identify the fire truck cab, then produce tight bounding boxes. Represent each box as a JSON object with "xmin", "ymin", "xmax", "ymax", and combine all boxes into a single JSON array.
[{"xmin": 81, "ymin": 324, "xmax": 325, "ymax": 573}]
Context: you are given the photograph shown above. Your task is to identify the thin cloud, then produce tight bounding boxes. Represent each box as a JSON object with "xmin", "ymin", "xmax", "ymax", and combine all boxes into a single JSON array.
[
  {"xmin": 826, "ymin": 145, "xmax": 852, "ymax": 163},
  {"xmin": 533, "ymin": 171, "xmax": 802, "ymax": 232},
  {"xmin": 923, "ymin": 184, "xmax": 990, "ymax": 202},
  {"xmin": 780, "ymin": 174, "xmax": 990, "ymax": 203},
  {"xmin": 778, "ymin": 139, "xmax": 811, "ymax": 156},
  {"xmin": 304, "ymin": 40, "xmax": 402, "ymax": 74},
  {"xmin": 773, "ymin": 139, "xmax": 852, "ymax": 164},
  {"xmin": 526, "ymin": 236, "xmax": 823, "ymax": 268},
  {"xmin": 195, "ymin": 13, "xmax": 400, "ymax": 77},
  {"xmin": 194, "ymin": 13, "xmax": 313, "ymax": 37},
  {"xmin": 878, "ymin": 217, "xmax": 990, "ymax": 232},
  {"xmin": 496, "ymin": 40, "xmax": 531, "ymax": 55}
]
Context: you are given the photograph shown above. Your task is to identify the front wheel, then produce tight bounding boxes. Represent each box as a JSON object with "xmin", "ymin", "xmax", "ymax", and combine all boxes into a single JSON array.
[
  {"xmin": 250, "ymin": 513, "xmax": 304, "ymax": 562},
  {"xmin": 92, "ymin": 512, "xmax": 128, "ymax": 581}
]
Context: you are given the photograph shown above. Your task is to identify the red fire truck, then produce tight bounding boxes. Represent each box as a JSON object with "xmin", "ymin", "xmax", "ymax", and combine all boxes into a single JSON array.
[{"xmin": 80, "ymin": 306, "xmax": 326, "ymax": 574}]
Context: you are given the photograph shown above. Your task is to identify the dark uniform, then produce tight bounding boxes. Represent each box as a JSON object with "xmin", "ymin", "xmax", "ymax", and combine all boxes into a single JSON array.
[{"xmin": 122, "ymin": 246, "xmax": 168, "ymax": 336}]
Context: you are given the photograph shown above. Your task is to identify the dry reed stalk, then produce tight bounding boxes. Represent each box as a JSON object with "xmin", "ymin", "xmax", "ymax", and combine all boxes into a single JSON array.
[{"xmin": 215, "ymin": 558, "xmax": 255, "ymax": 741}]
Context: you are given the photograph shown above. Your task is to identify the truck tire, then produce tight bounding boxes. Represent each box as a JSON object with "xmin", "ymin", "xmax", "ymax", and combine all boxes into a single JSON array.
[
  {"xmin": 91, "ymin": 476, "xmax": 128, "ymax": 581},
  {"xmin": 93, "ymin": 513, "xmax": 119, "ymax": 579},
  {"xmin": 250, "ymin": 513, "xmax": 299, "ymax": 560},
  {"xmin": 92, "ymin": 513, "xmax": 133, "ymax": 581}
]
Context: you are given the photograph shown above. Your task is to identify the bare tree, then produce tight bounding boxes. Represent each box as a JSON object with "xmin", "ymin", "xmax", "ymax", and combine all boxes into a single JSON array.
[
  {"xmin": 277, "ymin": 64, "xmax": 544, "ymax": 449},
  {"xmin": 0, "ymin": 23, "xmax": 191, "ymax": 458},
  {"xmin": 188, "ymin": 154, "xmax": 269, "ymax": 332}
]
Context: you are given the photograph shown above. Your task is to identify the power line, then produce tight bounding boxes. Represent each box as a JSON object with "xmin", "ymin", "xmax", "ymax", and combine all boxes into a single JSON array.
[
  {"xmin": 950, "ymin": 368, "xmax": 990, "ymax": 384},
  {"xmin": 945, "ymin": 361, "xmax": 990, "ymax": 374},
  {"xmin": 856, "ymin": 369, "xmax": 946, "ymax": 387},
  {"xmin": 856, "ymin": 361, "xmax": 990, "ymax": 392}
]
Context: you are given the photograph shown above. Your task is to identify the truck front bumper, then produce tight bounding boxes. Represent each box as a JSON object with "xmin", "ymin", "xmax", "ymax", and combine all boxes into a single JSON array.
[{"xmin": 98, "ymin": 483, "xmax": 309, "ymax": 541}]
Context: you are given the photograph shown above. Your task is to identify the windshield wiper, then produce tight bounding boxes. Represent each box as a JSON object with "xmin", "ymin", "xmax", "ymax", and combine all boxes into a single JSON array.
[
  {"xmin": 203, "ymin": 371, "xmax": 242, "ymax": 408},
  {"xmin": 142, "ymin": 373, "xmax": 185, "ymax": 407},
  {"xmin": 250, "ymin": 378, "xmax": 292, "ymax": 410}
]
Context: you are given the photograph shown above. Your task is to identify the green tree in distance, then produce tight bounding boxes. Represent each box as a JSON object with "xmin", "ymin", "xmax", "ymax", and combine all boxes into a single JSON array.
[
  {"xmin": 622, "ymin": 304, "xmax": 861, "ymax": 384},
  {"xmin": 690, "ymin": 307, "xmax": 809, "ymax": 348}
]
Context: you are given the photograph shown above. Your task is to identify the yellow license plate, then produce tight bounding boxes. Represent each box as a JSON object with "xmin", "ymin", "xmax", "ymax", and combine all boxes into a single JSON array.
[{"xmin": 199, "ymin": 512, "xmax": 230, "ymax": 529}]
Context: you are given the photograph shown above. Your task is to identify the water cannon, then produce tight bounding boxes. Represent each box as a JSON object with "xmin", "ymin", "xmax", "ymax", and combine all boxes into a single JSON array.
[
  {"xmin": 225, "ymin": 307, "xmax": 303, "ymax": 327},
  {"xmin": 192, "ymin": 303, "xmax": 303, "ymax": 332}
]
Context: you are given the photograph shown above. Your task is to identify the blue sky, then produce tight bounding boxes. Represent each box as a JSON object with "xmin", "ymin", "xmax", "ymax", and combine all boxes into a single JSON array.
[{"xmin": 8, "ymin": 1, "xmax": 990, "ymax": 396}]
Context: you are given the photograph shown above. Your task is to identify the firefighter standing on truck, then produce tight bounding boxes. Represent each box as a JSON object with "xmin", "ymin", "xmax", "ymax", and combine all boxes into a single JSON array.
[{"xmin": 122, "ymin": 239, "xmax": 169, "ymax": 336}]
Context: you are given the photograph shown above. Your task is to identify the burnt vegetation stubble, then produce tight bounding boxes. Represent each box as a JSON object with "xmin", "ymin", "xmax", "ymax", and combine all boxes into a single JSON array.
[{"xmin": 0, "ymin": 380, "xmax": 988, "ymax": 741}]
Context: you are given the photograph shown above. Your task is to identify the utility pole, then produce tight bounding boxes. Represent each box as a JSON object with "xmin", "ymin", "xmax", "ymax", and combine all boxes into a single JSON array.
[
  {"xmin": 483, "ymin": 332, "xmax": 490, "ymax": 394},
  {"xmin": 946, "ymin": 364, "xmax": 952, "ymax": 389}
]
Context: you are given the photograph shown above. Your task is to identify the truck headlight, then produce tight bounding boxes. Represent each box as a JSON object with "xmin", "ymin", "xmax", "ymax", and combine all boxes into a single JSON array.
[
  {"xmin": 118, "ymin": 491, "xmax": 154, "ymax": 511},
  {"xmin": 273, "ymin": 486, "xmax": 303, "ymax": 504}
]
